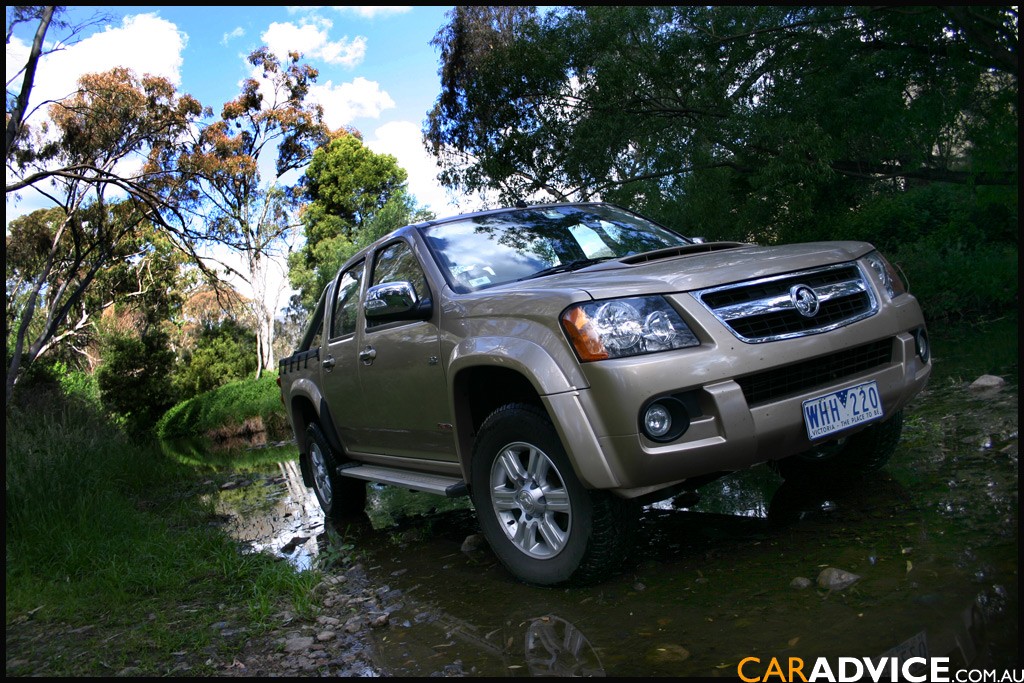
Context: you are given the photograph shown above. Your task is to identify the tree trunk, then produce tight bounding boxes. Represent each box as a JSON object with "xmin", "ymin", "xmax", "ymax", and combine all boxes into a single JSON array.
[{"xmin": 5, "ymin": 6, "xmax": 54, "ymax": 159}]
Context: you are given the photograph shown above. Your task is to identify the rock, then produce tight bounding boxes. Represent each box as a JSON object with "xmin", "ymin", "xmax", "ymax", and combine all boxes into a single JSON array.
[
  {"xmin": 647, "ymin": 644, "xmax": 690, "ymax": 663},
  {"xmin": 790, "ymin": 577, "xmax": 813, "ymax": 589},
  {"xmin": 440, "ymin": 660, "xmax": 466, "ymax": 676},
  {"xmin": 461, "ymin": 533, "xmax": 487, "ymax": 552},
  {"xmin": 280, "ymin": 536, "xmax": 309, "ymax": 553},
  {"xmin": 817, "ymin": 567, "xmax": 861, "ymax": 591},
  {"xmin": 316, "ymin": 630, "xmax": 336, "ymax": 642},
  {"xmin": 283, "ymin": 635, "xmax": 315, "ymax": 652},
  {"xmin": 969, "ymin": 375, "xmax": 1006, "ymax": 391}
]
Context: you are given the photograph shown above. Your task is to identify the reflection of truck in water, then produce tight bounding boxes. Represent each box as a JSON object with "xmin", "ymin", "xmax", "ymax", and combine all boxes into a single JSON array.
[{"xmin": 277, "ymin": 201, "xmax": 932, "ymax": 586}]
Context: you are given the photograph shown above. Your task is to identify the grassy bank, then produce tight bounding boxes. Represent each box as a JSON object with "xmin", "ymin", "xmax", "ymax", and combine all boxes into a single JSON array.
[
  {"xmin": 4, "ymin": 386, "xmax": 317, "ymax": 676},
  {"xmin": 156, "ymin": 373, "xmax": 288, "ymax": 442}
]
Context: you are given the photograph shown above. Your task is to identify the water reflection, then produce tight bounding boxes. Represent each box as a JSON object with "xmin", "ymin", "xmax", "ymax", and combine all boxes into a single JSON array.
[
  {"xmin": 524, "ymin": 616, "xmax": 605, "ymax": 677},
  {"xmin": 205, "ymin": 457, "xmax": 326, "ymax": 572}
]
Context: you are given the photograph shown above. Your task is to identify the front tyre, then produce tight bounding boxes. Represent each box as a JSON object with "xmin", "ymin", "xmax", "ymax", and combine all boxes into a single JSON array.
[
  {"xmin": 305, "ymin": 422, "xmax": 367, "ymax": 521},
  {"xmin": 470, "ymin": 403, "xmax": 635, "ymax": 586},
  {"xmin": 774, "ymin": 410, "xmax": 905, "ymax": 482}
]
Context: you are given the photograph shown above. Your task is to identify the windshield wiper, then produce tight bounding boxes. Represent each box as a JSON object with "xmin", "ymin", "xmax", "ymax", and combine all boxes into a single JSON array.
[{"xmin": 519, "ymin": 257, "xmax": 614, "ymax": 281}]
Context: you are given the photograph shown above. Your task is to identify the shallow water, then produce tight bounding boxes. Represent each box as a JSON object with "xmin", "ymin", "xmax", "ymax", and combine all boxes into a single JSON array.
[{"xmin": 202, "ymin": 316, "xmax": 1019, "ymax": 676}]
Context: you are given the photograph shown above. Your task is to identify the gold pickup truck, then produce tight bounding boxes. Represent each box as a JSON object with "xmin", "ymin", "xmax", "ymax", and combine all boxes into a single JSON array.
[{"xmin": 278, "ymin": 202, "xmax": 932, "ymax": 586}]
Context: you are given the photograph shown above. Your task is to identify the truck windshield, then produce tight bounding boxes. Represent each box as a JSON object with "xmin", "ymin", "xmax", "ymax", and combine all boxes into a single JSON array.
[{"xmin": 420, "ymin": 204, "xmax": 691, "ymax": 293}]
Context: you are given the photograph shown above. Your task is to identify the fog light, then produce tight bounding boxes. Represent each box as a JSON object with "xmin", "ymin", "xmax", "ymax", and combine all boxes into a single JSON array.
[
  {"xmin": 915, "ymin": 328, "xmax": 930, "ymax": 363},
  {"xmin": 644, "ymin": 404, "xmax": 672, "ymax": 438},
  {"xmin": 640, "ymin": 397, "xmax": 691, "ymax": 442}
]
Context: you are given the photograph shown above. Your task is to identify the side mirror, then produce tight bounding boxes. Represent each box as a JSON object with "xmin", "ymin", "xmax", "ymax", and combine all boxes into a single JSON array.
[{"xmin": 364, "ymin": 281, "xmax": 430, "ymax": 321}]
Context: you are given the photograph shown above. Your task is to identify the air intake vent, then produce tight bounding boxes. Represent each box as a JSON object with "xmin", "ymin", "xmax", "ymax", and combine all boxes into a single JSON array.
[{"xmin": 736, "ymin": 338, "xmax": 894, "ymax": 406}]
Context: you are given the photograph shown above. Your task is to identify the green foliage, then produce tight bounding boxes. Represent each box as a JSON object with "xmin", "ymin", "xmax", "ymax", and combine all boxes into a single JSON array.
[
  {"xmin": 428, "ymin": 6, "xmax": 1017, "ymax": 214},
  {"xmin": 832, "ymin": 184, "xmax": 1018, "ymax": 252},
  {"xmin": 56, "ymin": 362, "xmax": 102, "ymax": 405},
  {"xmin": 6, "ymin": 60, "xmax": 203, "ymax": 399},
  {"xmin": 424, "ymin": 6, "xmax": 1018, "ymax": 320},
  {"xmin": 96, "ymin": 328, "xmax": 177, "ymax": 436},
  {"xmin": 827, "ymin": 184, "xmax": 1018, "ymax": 321},
  {"xmin": 290, "ymin": 133, "xmax": 431, "ymax": 311},
  {"xmin": 172, "ymin": 319, "xmax": 258, "ymax": 399},
  {"xmin": 5, "ymin": 204, "xmax": 191, "ymax": 409},
  {"xmin": 892, "ymin": 240, "xmax": 1017, "ymax": 322},
  {"xmin": 302, "ymin": 133, "xmax": 409, "ymax": 237},
  {"xmin": 157, "ymin": 373, "xmax": 283, "ymax": 442}
]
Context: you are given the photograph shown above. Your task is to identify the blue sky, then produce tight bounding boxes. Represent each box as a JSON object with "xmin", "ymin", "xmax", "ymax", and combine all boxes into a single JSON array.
[{"xmin": 6, "ymin": 5, "xmax": 465, "ymax": 217}]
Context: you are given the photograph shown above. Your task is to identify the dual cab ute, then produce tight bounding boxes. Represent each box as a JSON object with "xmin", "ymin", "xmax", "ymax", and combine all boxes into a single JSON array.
[{"xmin": 278, "ymin": 202, "xmax": 932, "ymax": 586}]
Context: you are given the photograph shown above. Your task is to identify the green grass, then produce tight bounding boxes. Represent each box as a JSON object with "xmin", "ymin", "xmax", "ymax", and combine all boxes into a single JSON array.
[
  {"xmin": 5, "ymin": 386, "xmax": 319, "ymax": 676},
  {"xmin": 156, "ymin": 372, "xmax": 286, "ymax": 441}
]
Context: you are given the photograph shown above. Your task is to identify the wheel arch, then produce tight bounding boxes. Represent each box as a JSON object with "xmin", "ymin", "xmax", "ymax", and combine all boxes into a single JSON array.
[
  {"xmin": 288, "ymin": 384, "xmax": 346, "ymax": 488},
  {"xmin": 448, "ymin": 342, "xmax": 618, "ymax": 490},
  {"xmin": 450, "ymin": 364, "xmax": 543, "ymax": 481}
]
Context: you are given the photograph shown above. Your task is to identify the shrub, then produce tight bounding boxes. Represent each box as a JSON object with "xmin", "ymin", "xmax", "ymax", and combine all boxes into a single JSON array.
[
  {"xmin": 833, "ymin": 184, "xmax": 1017, "ymax": 321},
  {"xmin": 891, "ymin": 239, "xmax": 1018, "ymax": 322},
  {"xmin": 96, "ymin": 329, "xmax": 177, "ymax": 436},
  {"xmin": 172, "ymin": 319, "xmax": 258, "ymax": 400}
]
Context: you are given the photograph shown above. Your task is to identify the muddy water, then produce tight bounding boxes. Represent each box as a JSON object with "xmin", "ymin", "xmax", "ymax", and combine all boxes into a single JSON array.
[{"xmin": 206, "ymin": 317, "xmax": 1018, "ymax": 677}]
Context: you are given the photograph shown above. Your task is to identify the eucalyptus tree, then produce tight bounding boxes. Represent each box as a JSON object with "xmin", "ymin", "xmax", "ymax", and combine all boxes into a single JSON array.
[
  {"xmin": 4, "ymin": 6, "xmax": 108, "ymax": 160},
  {"xmin": 6, "ymin": 5, "xmax": 59, "ymax": 158},
  {"xmin": 5, "ymin": 65, "xmax": 206, "ymax": 402},
  {"xmin": 176, "ymin": 47, "xmax": 329, "ymax": 378},
  {"xmin": 425, "ymin": 6, "xmax": 1018, "ymax": 242}
]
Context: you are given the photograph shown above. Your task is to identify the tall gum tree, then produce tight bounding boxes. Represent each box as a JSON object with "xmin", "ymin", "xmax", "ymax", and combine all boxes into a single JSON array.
[
  {"xmin": 288, "ymin": 131, "xmax": 431, "ymax": 312},
  {"xmin": 176, "ymin": 47, "xmax": 329, "ymax": 378}
]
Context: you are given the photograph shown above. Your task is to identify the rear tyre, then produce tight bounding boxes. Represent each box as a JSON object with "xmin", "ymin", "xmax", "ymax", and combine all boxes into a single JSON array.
[
  {"xmin": 470, "ymin": 403, "xmax": 636, "ymax": 586},
  {"xmin": 305, "ymin": 422, "xmax": 367, "ymax": 521},
  {"xmin": 773, "ymin": 410, "xmax": 904, "ymax": 482}
]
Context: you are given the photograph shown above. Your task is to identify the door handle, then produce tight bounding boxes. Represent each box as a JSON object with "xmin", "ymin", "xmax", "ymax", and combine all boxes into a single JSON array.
[
  {"xmin": 359, "ymin": 346, "xmax": 377, "ymax": 365},
  {"xmin": 322, "ymin": 355, "xmax": 336, "ymax": 370}
]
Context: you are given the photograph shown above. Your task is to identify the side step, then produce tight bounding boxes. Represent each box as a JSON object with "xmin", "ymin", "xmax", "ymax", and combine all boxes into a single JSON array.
[{"xmin": 338, "ymin": 464, "xmax": 469, "ymax": 498}]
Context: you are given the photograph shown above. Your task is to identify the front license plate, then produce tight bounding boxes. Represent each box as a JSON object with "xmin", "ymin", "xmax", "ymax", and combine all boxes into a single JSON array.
[{"xmin": 802, "ymin": 380, "xmax": 884, "ymax": 440}]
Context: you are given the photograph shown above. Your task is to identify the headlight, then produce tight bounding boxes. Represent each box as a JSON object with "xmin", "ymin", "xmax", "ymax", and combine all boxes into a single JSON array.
[
  {"xmin": 561, "ymin": 296, "xmax": 700, "ymax": 361},
  {"xmin": 863, "ymin": 251, "xmax": 906, "ymax": 299}
]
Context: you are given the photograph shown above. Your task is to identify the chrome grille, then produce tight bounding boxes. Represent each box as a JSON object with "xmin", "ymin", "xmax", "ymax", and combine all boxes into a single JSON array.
[{"xmin": 696, "ymin": 263, "xmax": 877, "ymax": 343}]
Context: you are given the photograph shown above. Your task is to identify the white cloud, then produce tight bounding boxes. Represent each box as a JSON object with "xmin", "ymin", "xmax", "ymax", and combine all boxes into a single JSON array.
[
  {"xmin": 27, "ymin": 13, "xmax": 186, "ymax": 109},
  {"xmin": 222, "ymin": 26, "xmax": 245, "ymax": 45},
  {"xmin": 312, "ymin": 77, "xmax": 396, "ymax": 130},
  {"xmin": 364, "ymin": 120, "xmax": 462, "ymax": 216},
  {"xmin": 287, "ymin": 6, "xmax": 414, "ymax": 20},
  {"xmin": 262, "ymin": 20, "xmax": 366, "ymax": 67},
  {"xmin": 333, "ymin": 6, "xmax": 413, "ymax": 20}
]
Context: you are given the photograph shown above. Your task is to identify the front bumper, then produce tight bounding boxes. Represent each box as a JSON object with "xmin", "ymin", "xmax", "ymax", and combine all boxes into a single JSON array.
[{"xmin": 543, "ymin": 297, "xmax": 931, "ymax": 496}]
